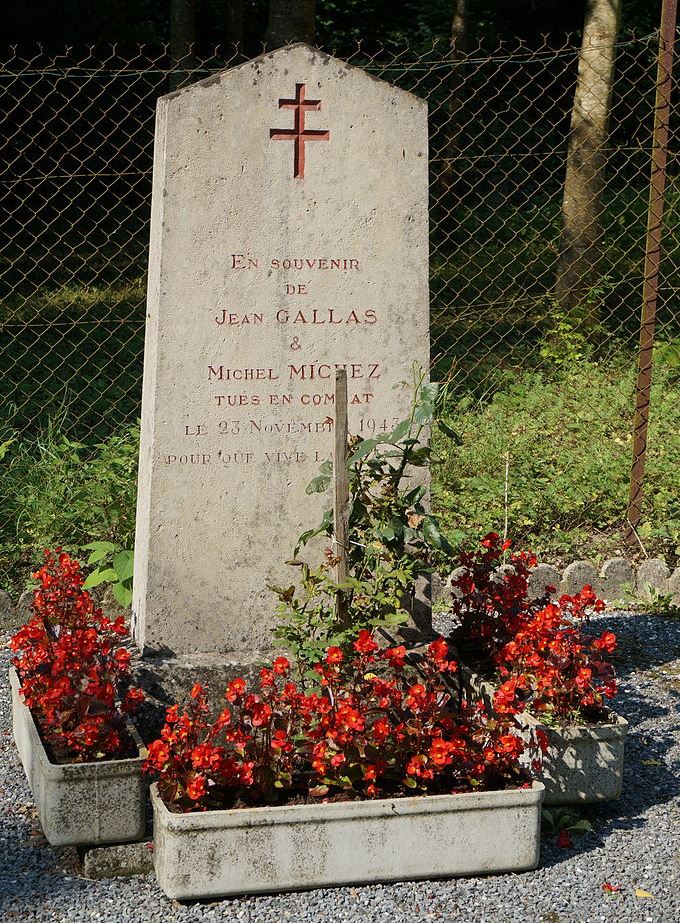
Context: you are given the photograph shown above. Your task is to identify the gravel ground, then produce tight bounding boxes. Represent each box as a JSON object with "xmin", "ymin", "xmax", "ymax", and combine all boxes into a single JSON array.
[{"xmin": 1, "ymin": 612, "xmax": 679, "ymax": 923}]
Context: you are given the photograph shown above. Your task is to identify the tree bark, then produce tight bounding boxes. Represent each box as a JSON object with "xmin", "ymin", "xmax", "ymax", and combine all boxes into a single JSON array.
[
  {"xmin": 554, "ymin": 0, "xmax": 621, "ymax": 324},
  {"xmin": 170, "ymin": 0, "xmax": 196, "ymax": 91},
  {"xmin": 266, "ymin": 0, "xmax": 316, "ymax": 50}
]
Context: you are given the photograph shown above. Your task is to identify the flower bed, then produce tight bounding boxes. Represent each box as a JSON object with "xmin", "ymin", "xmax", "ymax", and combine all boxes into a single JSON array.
[
  {"xmin": 10, "ymin": 666, "xmax": 147, "ymax": 845},
  {"xmin": 460, "ymin": 666, "xmax": 627, "ymax": 804},
  {"xmin": 145, "ymin": 633, "xmax": 545, "ymax": 897},
  {"xmin": 448, "ymin": 534, "xmax": 627, "ymax": 803},
  {"xmin": 9, "ymin": 550, "xmax": 147, "ymax": 845}
]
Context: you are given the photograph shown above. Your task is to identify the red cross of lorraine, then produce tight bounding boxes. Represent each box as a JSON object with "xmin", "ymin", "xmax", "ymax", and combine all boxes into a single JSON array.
[{"xmin": 269, "ymin": 83, "xmax": 330, "ymax": 179}]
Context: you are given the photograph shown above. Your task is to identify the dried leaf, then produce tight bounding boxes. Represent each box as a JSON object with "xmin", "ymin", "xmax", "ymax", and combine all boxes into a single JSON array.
[{"xmin": 635, "ymin": 889, "xmax": 655, "ymax": 899}]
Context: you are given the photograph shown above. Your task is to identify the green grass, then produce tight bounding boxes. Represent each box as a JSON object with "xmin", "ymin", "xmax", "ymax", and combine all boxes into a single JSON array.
[
  {"xmin": 432, "ymin": 350, "xmax": 680, "ymax": 564},
  {"xmin": 0, "ymin": 279, "xmax": 145, "ymax": 445}
]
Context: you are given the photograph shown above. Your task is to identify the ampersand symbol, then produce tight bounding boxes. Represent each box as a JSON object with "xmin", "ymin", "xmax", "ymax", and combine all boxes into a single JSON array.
[{"xmin": 290, "ymin": 336, "xmax": 302, "ymax": 351}]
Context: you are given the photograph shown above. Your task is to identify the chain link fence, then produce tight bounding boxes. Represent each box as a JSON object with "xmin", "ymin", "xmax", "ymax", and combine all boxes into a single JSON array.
[{"xmin": 1, "ymin": 35, "xmax": 678, "ymax": 590}]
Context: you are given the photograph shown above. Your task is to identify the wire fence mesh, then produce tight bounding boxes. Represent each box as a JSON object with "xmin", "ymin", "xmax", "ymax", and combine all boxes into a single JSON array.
[{"xmin": 1, "ymin": 34, "xmax": 678, "ymax": 590}]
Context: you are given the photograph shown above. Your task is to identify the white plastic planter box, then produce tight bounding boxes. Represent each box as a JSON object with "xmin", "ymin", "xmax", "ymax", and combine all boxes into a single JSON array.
[
  {"xmin": 537, "ymin": 714, "xmax": 628, "ymax": 804},
  {"xmin": 461, "ymin": 666, "xmax": 628, "ymax": 805},
  {"xmin": 9, "ymin": 667, "xmax": 147, "ymax": 846},
  {"xmin": 151, "ymin": 780, "xmax": 544, "ymax": 899}
]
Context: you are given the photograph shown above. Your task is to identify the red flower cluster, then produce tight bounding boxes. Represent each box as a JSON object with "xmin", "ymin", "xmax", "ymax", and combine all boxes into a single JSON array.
[
  {"xmin": 493, "ymin": 600, "xmax": 617, "ymax": 722},
  {"xmin": 452, "ymin": 532, "xmax": 616, "ymax": 721},
  {"xmin": 145, "ymin": 630, "xmax": 541, "ymax": 813},
  {"xmin": 450, "ymin": 533, "xmax": 615, "ymax": 722},
  {"xmin": 450, "ymin": 532, "xmax": 544, "ymax": 658},
  {"xmin": 10, "ymin": 550, "xmax": 144, "ymax": 762}
]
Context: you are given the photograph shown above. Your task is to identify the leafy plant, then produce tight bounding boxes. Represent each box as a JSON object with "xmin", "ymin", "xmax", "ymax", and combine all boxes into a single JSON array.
[
  {"xmin": 447, "ymin": 531, "xmax": 546, "ymax": 661},
  {"xmin": 272, "ymin": 371, "xmax": 453, "ymax": 673},
  {"xmin": 639, "ymin": 587, "xmax": 680, "ymax": 620},
  {"xmin": 82, "ymin": 540, "xmax": 134, "ymax": 608},
  {"xmin": 0, "ymin": 420, "xmax": 139, "ymax": 593},
  {"xmin": 541, "ymin": 807, "xmax": 593, "ymax": 836},
  {"xmin": 539, "ymin": 296, "xmax": 592, "ymax": 367},
  {"xmin": 144, "ymin": 632, "xmax": 543, "ymax": 814},
  {"xmin": 0, "ymin": 437, "xmax": 15, "ymax": 462},
  {"xmin": 10, "ymin": 550, "xmax": 144, "ymax": 762}
]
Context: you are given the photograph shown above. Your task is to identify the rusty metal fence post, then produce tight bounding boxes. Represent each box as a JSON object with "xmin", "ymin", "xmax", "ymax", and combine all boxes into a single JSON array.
[{"xmin": 626, "ymin": 0, "xmax": 678, "ymax": 543}]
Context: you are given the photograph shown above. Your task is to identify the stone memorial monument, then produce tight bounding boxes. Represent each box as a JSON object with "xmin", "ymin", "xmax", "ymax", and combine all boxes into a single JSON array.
[{"xmin": 133, "ymin": 44, "xmax": 429, "ymax": 658}]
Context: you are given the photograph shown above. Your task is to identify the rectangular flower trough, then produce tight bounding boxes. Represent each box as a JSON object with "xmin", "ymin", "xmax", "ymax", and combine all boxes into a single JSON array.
[
  {"xmin": 460, "ymin": 666, "xmax": 628, "ymax": 805},
  {"xmin": 10, "ymin": 667, "xmax": 148, "ymax": 846},
  {"xmin": 151, "ymin": 781, "xmax": 544, "ymax": 899}
]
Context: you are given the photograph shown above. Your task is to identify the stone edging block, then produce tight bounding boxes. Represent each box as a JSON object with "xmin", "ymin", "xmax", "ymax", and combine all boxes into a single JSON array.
[
  {"xmin": 636, "ymin": 559, "xmax": 670, "ymax": 600},
  {"xmin": 442, "ymin": 556, "xmax": 677, "ymax": 606}
]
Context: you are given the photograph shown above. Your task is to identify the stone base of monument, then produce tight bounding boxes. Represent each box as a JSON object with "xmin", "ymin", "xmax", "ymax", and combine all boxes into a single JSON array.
[
  {"xmin": 134, "ymin": 651, "xmax": 266, "ymax": 739},
  {"xmin": 79, "ymin": 841, "xmax": 155, "ymax": 879},
  {"xmin": 133, "ymin": 629, "xmax": 437, "ymax": 732},
  {"xmin": 151, "ymin": 781, "xmax": 544, "ymax": 899},
  {"xmin": 10, "ymin": 667, "xmax": 148, "ymax": 846},
  {"xmin": 461, "ymin": 667, "xmax": 628, "ymax": 805}
]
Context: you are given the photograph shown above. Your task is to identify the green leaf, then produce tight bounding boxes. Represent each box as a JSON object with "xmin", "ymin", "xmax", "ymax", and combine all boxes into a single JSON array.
[
  {"xmin": 347, "ymin": 438, "xmax": 380, "ymax": 465},
  {"xmin": 306, "ymin": 474, "xmax": 332, "ymax": 494},
  {"xmin": 414, "ymin": 403, "xmax": 434, "ymax": 425},
  {"xmin": 85, "ymin": 548, "xmax": 111, "ymax": 565},
  {"xmin": 113, "ymin": 550, "xmax": 134, "ymax": 582},
  {"xmin": 422, "ymin": 516, "xmax": 452, "ymax": 552},
  {"xmin": 437, "ymin": 419, "xmax": 464, "ymax": 445},
  {"xmin": 370, "ymin": 611, "xmax": 408, "ymax": 626},
  {"xmin": 404, "ymin": 776, "xmax": 417, "ymax": 788},
  {"xmin": 408, "ymin": 447, "xmax": 431, "ymax": 466},
  {"xmin": 83, "ymin": 541, "xmax": 117, "ymax": 565},
  {"xmin": 83, "ymin": 540, "xmax": 117, "ymax": 553},
  {"xmin": 387, "ymin": 418, "xmax": 412, "ymax": 443},
  {"xmin": 420, "ymin": 382, "xmax": 439, "ymax": 404},
  {"xmin": 296, "ymin": 509, "xmax": 332, "ymax": 551},
  {"xmin": 568, "ymin": 819, "xmax": 593, "ymax": 833},
  {"xmin": 0, "ymin": 438, "xmax": 15, "ymax": 462},
  {"xmin": 82, "ymin": 567, "xmax": 117, "ymax": 589},
  {"xmin": 404, "ymin": 485, "xmax": 427, "ymax": 505},
  {"xmin": 112, "ymin": 581, "xmax": 133, "ymax": 607}
]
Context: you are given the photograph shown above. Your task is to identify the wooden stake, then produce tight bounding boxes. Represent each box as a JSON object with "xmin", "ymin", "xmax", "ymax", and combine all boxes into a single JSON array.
[{"xmin": 333, "ymin": 369, "xmax": 350, "ymax": 628}]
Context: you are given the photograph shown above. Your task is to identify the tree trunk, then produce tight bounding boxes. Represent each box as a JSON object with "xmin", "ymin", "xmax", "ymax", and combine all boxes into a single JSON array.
[
  {"xmin": 435, "ymin": 2, "xmax": 467, "ymax": 228},
  {"xmin": 170, "ymin": 0, "xmax": 196, "ymax": 91},
  {"xmin": 266, "ymin": 0, "xmax": 316, "ymax": 50},
  {"xmin": 225, "ymin": 0, "xmax": 245, "ymax": 62},
  {"xmin": 554, "ymin": 0, "xmax": 621, "ymax": 325}
]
